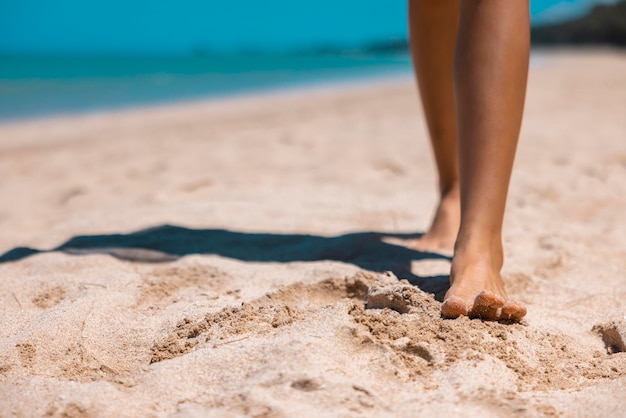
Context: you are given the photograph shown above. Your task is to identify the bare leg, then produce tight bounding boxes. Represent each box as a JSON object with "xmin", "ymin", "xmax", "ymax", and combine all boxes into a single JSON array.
[
  {"xmin": 407, "ymin": 0, "xmax": 460, "ymax": 253},
  {"xmin": 442, "ymin": 0, "xmax": 529, "ymax": 321}
]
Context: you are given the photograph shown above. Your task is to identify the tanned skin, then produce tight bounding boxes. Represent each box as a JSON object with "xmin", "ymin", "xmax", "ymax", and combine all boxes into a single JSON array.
[{"xmin": 407, "ymin": 0, "xmax": 529, "ymax": 322}]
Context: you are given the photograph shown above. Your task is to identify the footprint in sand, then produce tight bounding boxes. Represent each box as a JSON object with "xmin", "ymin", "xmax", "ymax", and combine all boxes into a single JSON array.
[
  {"xmin": 136, "ymin": 264, "xmax": 230, "ymax": 308},
  {"xmin": 150, "ymin": 272, "xmax": 375, "ymax": 363},
  {"xmin": 593, "ymin": 320, "xmax": 626, "ymax": 354},
  {"xmin": 32, "ymin": 286, "xmax": 66, "ymax": 309}
]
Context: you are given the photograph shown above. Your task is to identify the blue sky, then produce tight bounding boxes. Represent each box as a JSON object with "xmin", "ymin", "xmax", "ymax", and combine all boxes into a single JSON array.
[{"xmin": 0, "ymin": 0, "xmax": 619, "ymax": 55}]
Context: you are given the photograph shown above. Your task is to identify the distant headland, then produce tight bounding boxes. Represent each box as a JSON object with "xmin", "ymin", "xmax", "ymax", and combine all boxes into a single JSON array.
[{"xmin": 531, "ymin": 0, "xmax": 626, "ymax": 46}]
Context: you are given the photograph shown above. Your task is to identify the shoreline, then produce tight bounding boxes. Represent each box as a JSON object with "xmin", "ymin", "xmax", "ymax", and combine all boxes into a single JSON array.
[
  {"xmin": 0, "ymin": 72, "xmax": 414, "ymax": 152},
  {"xmin": 0, "ymin": 52, "xmax": 412, "ymax": 125},
  {"xmin": 0, "ymin": 70, "xmax": 413, "ymax": 127}
]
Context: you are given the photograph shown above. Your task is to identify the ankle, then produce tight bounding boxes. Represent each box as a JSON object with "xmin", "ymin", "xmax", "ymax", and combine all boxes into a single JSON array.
[
  {"xmin": 439, "ymin": 181, "xmax": 460, "ymax": 201},
  {"xmin": 453, "ymin": 234, "xmax": 504, "ymax": 271},
  {"xmin": 436, "ymin": 184, "xmax": 460, "ymax": 219}
]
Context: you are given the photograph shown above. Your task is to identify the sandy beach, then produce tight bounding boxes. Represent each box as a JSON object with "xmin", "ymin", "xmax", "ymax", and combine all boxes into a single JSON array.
[{"xmin": 0, "ymin": 50, "xmax": 625, "ymax": 417}]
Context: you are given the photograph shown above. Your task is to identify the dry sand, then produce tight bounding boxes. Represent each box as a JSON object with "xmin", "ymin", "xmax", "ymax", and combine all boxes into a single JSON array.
[{"xmin": 0, "ymin": 50, "xmax": 625, "ymax": 417}]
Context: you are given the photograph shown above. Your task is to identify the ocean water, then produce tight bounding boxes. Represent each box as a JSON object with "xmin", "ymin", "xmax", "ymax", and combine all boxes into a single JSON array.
[{"xmin": 0, "ymin": 53, "xmax": 411, "ymax": 122}]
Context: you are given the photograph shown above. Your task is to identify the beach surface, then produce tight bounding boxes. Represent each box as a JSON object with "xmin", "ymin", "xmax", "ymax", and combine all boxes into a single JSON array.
[{"xmin": 0, "ymin": 50, "xmax": 625, "ymax": 417}]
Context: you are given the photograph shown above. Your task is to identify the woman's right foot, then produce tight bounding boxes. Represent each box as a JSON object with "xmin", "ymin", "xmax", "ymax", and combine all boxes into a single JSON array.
[
  {"xmin": 441, "ymin": 248, "xmax": 527, "ymax": 322},
  {"xmin": 408, "ymin": 186, "xmax": 460, "ymax": 254}
]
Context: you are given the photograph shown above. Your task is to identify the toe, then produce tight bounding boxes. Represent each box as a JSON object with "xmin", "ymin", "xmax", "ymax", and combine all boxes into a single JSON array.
[
  {"xmin": 475, "ymin": 290, "xmax": 505, "ymax": 308},
  {"xmin": 441, "ymin": 295, "xmax": 468, "ymax": 319},
  {"xmin": 501, "ymin": 300, "xmax": 527, "ymax": 322},
  {"xmin": 470, "ymin": 290, "xmax": 505, "ymax": 321}
]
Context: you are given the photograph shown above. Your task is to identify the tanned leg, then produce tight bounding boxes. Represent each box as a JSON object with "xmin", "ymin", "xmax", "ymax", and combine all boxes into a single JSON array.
[
  {"xmin": 407, "ymin": 0, "xmax": 461, "ymax": 253},
  {"xmin": 441, "ymin": 0, "xmax": 529, "ymax": 322}
]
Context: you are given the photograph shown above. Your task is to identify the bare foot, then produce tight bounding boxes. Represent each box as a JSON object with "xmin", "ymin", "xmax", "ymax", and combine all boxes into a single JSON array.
[
  {"xmin": 441, "ymin": 251, "xmax": 526, "ymax": 322},
  {"xmin": 408, "ymin": 186, "xmax": 460, "ymax": 253}
]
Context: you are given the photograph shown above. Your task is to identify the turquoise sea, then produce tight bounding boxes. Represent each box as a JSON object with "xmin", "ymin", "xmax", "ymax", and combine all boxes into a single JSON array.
[{"xmin": 0, "ymin": 53, "xmax": 412, "ymax": 122}]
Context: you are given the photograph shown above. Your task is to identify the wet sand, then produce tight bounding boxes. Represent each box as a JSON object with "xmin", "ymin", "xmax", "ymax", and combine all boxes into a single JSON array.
[{"xmin": 0, "ymin": 50, "xmax": 625, "ymax": 417}]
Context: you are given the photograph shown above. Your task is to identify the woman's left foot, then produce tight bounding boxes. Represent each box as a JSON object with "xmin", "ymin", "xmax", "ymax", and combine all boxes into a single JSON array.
[{"xmin": 407, "ymin": 187, "xmax": 460, "ymax": 254}]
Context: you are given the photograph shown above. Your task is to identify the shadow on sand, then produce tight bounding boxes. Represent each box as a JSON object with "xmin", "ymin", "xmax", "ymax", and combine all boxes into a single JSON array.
[{"xmin": 0, "ymin": 225, "xmax": 452, "ymax": 301}]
